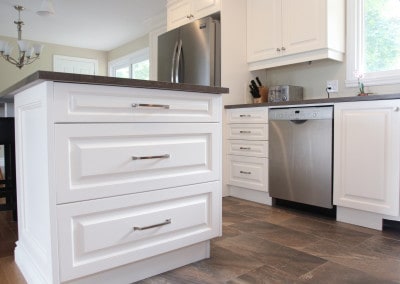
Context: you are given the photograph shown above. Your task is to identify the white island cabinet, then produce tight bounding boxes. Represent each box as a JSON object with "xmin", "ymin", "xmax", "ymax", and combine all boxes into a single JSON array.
[
  {"xmin": 334, "ymin": 100, "xmax": 400, "ymax": 230},
  {"xmin": 12, "ymin": 77, "xmax": 224, "ymax": 284}
]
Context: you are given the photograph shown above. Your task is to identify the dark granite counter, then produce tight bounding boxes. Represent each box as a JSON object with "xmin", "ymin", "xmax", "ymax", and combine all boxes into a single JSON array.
[
  {"xmin": 225, "ymin": 93, "xmax": 400, "ymax": 109},
  {"xmin": 0, "ymin": 71, "xmax": 229, "ymax": 101}
]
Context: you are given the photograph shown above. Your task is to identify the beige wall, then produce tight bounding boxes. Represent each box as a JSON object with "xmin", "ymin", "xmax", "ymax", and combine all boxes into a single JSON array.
[
  {"xmin": 264, "ymin": 58, "xmax": 400, "ymax": 100},
  {"xmin": 0, "ymin": 35, "xmax": 108, "ymax": 93},
  {"xmin": 107, "ymin": 35, "xmax": 149, "ymax": 63}
]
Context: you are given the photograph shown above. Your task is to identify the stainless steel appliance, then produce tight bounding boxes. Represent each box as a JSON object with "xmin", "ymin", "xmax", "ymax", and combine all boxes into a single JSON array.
[
  {"xmin": 157, "ymin": 15, "xmax": 221, "ymax": 86},
  {"xmin": 268, "ymin": 85, "xmax": 303, "ymax": 102},
  {"xmin": 268, "ymin": 106, "xmax": 333, "ymax": 209}
]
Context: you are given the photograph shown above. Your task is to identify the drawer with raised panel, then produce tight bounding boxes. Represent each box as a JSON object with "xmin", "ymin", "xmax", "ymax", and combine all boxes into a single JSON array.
[
  {"xmin": 227, "ymin": 155, "xmax": 268, "ymax": 192},
  {"xmin": 227, "ymin": 123, "xmax": 268, "ymax": 140},
  {"xmin": 55, "ymin": 123, "xmax": 220, "ymax": 204},
  {"xmin": 57, "ymin": 181, "xmax": 221, "ymax": 282},
  {"xmin": 227, "ymin": 107, "xmax": 268, "ymax": 124},
  {"xmin": 227, "ymin": 140, "xmax": 268, "ymax": 158},
  {"xmin": 52, "ymin": 82, "xmax": 221, "ymax": 123}
]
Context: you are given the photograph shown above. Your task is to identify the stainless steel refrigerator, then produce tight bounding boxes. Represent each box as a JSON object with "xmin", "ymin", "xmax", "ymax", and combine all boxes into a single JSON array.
[{"xmin": 157, "ymin": 16, "xmax": 221, "ymax": 87}]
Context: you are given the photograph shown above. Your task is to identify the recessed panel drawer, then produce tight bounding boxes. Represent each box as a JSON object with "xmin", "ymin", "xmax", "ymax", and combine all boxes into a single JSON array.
[
  {"xmin": 55, "ymin": 123, "xmax": 220, "ymax": 203},
  {"xmin": 227, "ymin": 140, "xmax": 268, "ymax": 158},
  {"xmin": 227, "ymin": 107, "xmax": 268, "ymax": 123},
  {"xmin": 52, "ymin": 83, "xmax": 221, "ymax": 123},
  {"xmin": 57, "ymin": 182, "xmax": 221, "ymax": 282},
  {"xmin": 227, "ymin": 155, "xmax": 268, "ymax": 192},
  {"xmin": 227, "ymin": 124, "xmax": 268, "ymax": 140}
]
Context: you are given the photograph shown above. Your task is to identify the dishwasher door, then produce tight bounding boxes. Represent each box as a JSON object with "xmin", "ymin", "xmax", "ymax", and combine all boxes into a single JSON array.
[{"xmin": 269, "ymin": 107, "xmax": 333, "ymax": 209}]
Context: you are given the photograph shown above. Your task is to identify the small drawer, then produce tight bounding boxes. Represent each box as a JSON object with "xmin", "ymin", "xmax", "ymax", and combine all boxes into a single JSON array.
[
  {"xmin": 55, "ymin": 123, "xmax": 220, "ymax": 203},
  {"xmin": 227, "ymin": 107, "xmax": 268, "ymax": 123},
  {"xmin": 57, "ymin": 182, "xmax": 221, "ymax": 282},
  {"xmin": 52, "ymin": 82, "xmax": 221, "ymax": 123},
  {"xmin": 227, "ymin": 155, "xmax": 268, "ymax": 192},
  {"xmin": 227, "ymin": 140, "xmax": 268, "ymax": 158},
  {"xmin": 227, "ymin": 124, "xmax": 268, "ymax": 140}
]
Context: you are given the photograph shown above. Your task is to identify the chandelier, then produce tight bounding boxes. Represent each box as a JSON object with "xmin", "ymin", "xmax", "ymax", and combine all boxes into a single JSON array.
[{"xmin": 0, "ymin": 5, "xmax": 44, "ymax": 69}]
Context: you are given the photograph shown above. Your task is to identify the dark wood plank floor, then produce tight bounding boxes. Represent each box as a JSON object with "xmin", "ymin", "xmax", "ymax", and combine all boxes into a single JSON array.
[{"xmin": 1, "ymin": 197, "xmax": 400, "ymax": 283}]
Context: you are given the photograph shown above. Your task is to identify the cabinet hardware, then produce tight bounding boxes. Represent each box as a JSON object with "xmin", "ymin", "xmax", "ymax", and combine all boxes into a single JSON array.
[
  {"xmin": 239, "ymin": 114, "xmax": 251, "ymax": 117},
  {"xmin": 133, "ymin": 219, "xmax": 172, "ymax": 231},
  {"xmin": 132, "ymin": 154, "xmax": 170, "ymax": 160},
  {"xmin": 132, "ymin": 103, "xmax": 170, "ymax": 109},
  {"xmin": 240, "ymin": 171, "xmax": 251, "ymax": 175},
  {"xmin": 281, "ymin": 47, "xmax": 286, "ymax": 51},
  {"xmin": 239, "ymin": 130, "xmax": 251, "ymax": 134},
  {"xmin": 394, "ymin": 107, "xmax": 400, "ymax": 112},
  {"xmin": 276, "ymin": 48, "xmax": 281, "ymax": 52},
  {"xmin": 239, "ymin": 147, "xmax": 251, "ymax": 150}
]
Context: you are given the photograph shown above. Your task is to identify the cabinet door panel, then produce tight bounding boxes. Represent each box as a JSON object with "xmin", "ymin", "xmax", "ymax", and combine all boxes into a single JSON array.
[
  {"xmin": 334, "ymin": 101, "xmax": 400, "ymax": 216},
  {"xmin": 55, "ymin": 123, "xmax": 220, "ymax": 203},
  {"xmin": 247, "ymin": 0, "xmax": 281, "ymax": 62},
  {"xmin": 57, "ymin": 182, "xmax": 220, "ymax": 282},
  {"xmin": 167, "ymin": 0, "xmax": 192, "ymax": 30},
  {"xmin": 192, "ymin": 0, "xmax": 220, "ymax": 19}
]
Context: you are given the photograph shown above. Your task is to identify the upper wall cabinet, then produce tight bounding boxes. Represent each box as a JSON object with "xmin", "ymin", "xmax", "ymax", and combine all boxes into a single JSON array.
[
  {"xmin": 247, "ymin": 0, "xmax": 345, "ymax": 70},
  {"xmin": 167, "ymin": 0, "xmax": 221, "ymax": 30}
]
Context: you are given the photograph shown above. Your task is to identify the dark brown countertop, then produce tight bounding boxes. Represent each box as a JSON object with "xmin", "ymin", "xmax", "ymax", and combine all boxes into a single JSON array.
[
  {"xmin": 225, "ymin": 93, "xmax": 400, "ymax": 109},
  {"xmin": 0, "ymin": 71, "xmax": 229, "ymax": 101}
]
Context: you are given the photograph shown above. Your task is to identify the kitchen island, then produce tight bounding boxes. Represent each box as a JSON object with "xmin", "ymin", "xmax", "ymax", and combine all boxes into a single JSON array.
[{"xmin": 1, "ymin": 71, "xmax": 228, "ymax": 284}]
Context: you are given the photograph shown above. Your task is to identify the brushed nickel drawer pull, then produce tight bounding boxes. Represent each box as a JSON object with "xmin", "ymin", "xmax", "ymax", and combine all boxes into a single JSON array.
[
  {"xmin": 240, "ymin": 171, "xmax": 251, "ymax": 175},
  {"xmin": 240, "ymin": 147, "xmax": 251, "ymax": 150},
  {"xmin": 132, "ymin": 103, "xmax": 170, "ymax": 109},
  {"xmin": 132, "ymin": 154, "xmax": 170, "ymax": 160},
  {"xmin": 239, "ymin": 114, "xmax": 251, "ymax": 117},
  {"xmin": 133, "ymin": 219, "xmax": 172, "ymax": 231},
  {"xmin": 239, "ymin": 130, "xmax": 251, "ymax": 134}
]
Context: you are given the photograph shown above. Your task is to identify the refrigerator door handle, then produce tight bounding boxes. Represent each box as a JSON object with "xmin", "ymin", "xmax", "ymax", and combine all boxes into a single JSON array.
[
  {"xmin": 171, "ymin": 41, "xmax": 179, "ymax": 82},
  {"xmin": 175, "ymin": 39, "xmax": 183, "ymax": 83}
]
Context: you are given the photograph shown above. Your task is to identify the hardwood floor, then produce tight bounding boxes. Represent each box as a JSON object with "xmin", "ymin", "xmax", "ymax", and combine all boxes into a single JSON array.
[{"xmin": 1, "ymin": 197, "xmax": 400, "ymax": 283}]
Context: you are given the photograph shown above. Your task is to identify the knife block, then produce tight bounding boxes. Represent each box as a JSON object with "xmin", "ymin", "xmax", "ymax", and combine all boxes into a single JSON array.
[{"xmin": 259, "ymin": 86, "xmax": 268, "ymax": 103}]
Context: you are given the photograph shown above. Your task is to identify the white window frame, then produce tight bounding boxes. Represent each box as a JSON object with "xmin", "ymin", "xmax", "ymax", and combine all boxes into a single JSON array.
[
  {"xmin": 346, "ymin": 0, "xmax": 400, "ymax": 88},
  {"xmin": 53, "ymin": 55, "xmax": 99, "ymax": 75},
  {"xmin": 108, "ymin": 48, "xmax": 149, "ymax": 78}
]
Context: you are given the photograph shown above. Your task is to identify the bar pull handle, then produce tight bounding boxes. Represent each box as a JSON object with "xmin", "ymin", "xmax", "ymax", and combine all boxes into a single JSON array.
[
  {"xmin": 239, "ymin": 130, "xmax": 251, "ymax": 134},
  {"xmin": 132, "ymin": 154, "xmax": 170, "ymax": 160},
  {"xmin": 240, "ymin": 171, "xmax": 251, "ymax": 175},
  {"xmin": 239, "ymin": 147, "xmax": 251, "ymax": 150},
  {"xmin": 239, "ymin": 114, "xmax": 251, "ymax": 118},
  {"xmin": 133, "ymin": 219, "xmax": 171, "ymax": 231},
  {"xmin": 132, "ymin": 103, "xmax": 170, "ymax": 109}
]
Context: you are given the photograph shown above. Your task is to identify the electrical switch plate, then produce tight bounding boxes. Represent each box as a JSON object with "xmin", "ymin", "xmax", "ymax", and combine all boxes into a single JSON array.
[{"xmin": 326, "ymin": 80, "xmax": 339, "ymax": 93}]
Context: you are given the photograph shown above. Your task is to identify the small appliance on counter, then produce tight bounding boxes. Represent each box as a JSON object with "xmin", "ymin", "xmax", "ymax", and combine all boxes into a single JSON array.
[{"xmin": 268, "ymin": 85, "xmax": 303, "ymax": 102}]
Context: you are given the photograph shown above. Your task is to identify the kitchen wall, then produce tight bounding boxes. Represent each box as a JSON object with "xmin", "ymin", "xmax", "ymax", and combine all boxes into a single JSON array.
[
  {"xmin": 263, "ymin": 57, "xmax": 400, "ymax": 100},
  {"xmin": 108, "ymin": 35, "xmax": 149, "ymax": 62},
  {"xmin": 0, "ymin": 35, "xmax": 108, "ymax": 93}
]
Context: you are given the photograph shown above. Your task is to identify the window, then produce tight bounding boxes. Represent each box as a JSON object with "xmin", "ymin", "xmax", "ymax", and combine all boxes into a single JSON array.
[
  {"xmin": 109, "ymin": 48, "xmax": 150, "ymax": 80},
  {"xmin": 346, "ymin": 0, "xmax": 400, "ymax": 87}
]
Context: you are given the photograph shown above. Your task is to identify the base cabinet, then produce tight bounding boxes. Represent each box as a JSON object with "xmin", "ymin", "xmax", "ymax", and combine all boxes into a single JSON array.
[
  {"xmin": 334, "ymin": 100, "xmax": 400, "ymax": 217},
  {"xmin": 14, "ymin": 82, "xmax": 222, "ymax": 284}
]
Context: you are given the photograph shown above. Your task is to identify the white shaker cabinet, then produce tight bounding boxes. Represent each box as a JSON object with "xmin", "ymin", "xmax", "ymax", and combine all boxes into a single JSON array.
[
  {"xmin": 167, "ymin": 0, "xmax": 220, "ymax": 30},
  {"xmin": 226, "ymin": 107, "xmax": 271, "ymax": 205},
  {"xmin": 247, "ymin": 0, "xmax": 345, "ymax": 70},
  {"xmin": 334, "ymin": 100, "xmax": 400, "ymax": 218},
  {"xmin": 14, "ymin": 81, "xmax": 222, "ymax": 284}
]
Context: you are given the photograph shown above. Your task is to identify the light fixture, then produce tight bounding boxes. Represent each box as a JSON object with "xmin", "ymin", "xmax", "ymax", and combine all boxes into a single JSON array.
[
  {"xmin": 36, "ymin": 0, "xmax": 55, "ymax": 16},
  {"xmin": 0, "ymin": 5, "xmax": 44, "ymax": 69}
]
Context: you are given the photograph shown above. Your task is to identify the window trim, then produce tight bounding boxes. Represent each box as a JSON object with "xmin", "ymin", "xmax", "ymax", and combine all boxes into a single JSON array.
[
  {"xmin": 346, "ymin": 0, "xmax": 400, "ymax": 88},
  {"xmin": 108, "ymin": 48, "xmax": 149, "ymax": 78}
]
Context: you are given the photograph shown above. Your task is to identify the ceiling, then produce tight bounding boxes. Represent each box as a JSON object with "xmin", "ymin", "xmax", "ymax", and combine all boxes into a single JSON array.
[{"xmin": 0, "ymin": 0, "xmax": 167, "ymax": 51}]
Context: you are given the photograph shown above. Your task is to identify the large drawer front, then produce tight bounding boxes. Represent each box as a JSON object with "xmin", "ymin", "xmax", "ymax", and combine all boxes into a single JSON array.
[
  {"xmin": 227, "ymin": 124, "xmax": 268, "ymax": 140},
  {"xmin": 57, "ymin": 182, "xmax": 221, "ymax": 282},
  {"xmin": 227, "ymin": 107, "xmax": 268, "ymax": 123},
  {"xmin": 227, "ymin": 155, "xmax": 268, "ymax": 192},
  {"xmin": 53, "ymin": 83, "xmax": 221, "ymax": 123},
  {"xmin": 227, "ymin": 140, "xmax": 268, "ymax": 158},
  {"xmin": 55, "ymin": 123, "xmax": 220, "ymax": 203}
]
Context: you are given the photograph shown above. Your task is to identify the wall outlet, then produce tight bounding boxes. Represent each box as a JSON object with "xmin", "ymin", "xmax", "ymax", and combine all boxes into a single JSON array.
[{"xmin": 326, "ymin": 80, "xmax": 339, "ymax": 93}]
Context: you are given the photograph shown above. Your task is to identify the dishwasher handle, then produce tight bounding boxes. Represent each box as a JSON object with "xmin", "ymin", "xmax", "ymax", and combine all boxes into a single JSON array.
[{"xmin": 290, "ymin": 119, "xmax": 308, "ymax": 124}]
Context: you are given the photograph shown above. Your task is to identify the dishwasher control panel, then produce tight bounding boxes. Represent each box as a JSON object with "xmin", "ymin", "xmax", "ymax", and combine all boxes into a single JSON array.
[{"xmin": 269, "ymin": 106, "xmax": 333, "ymax": 120}]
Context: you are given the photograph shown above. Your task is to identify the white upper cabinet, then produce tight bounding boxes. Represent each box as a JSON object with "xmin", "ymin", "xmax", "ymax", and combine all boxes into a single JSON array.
[
  {"xmin": 167, "ymin": 0, "xmax": 220, "ymax": 30},
  {"xmin": 334, "ymin": 100, "xmax": 400, "ymax": 216},
  {"xmin": 247, "ymin": 0, "xmax": 345, "ymax": 70}
]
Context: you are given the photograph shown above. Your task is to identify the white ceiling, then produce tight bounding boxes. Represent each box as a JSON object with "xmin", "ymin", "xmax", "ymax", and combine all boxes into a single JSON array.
[{"xmin": 0, "ymin": 0, "xmax": 167, "ymax": 51}]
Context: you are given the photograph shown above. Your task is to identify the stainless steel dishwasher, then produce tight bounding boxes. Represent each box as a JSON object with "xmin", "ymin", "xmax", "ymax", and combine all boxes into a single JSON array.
[{"xmin": 268, "ymin": 106, "xmax": 333, "ymax": 209}]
